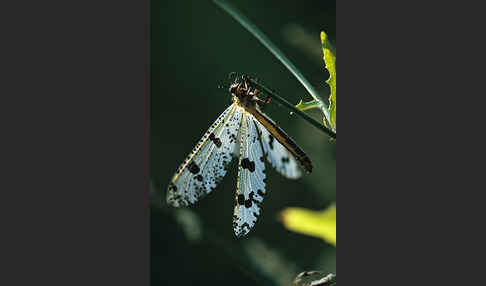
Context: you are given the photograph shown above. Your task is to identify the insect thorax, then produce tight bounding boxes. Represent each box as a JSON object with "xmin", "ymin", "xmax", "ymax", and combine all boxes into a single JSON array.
[{"xmin": 232, "ymin": 93, "xmax": 258, "ymax": 110}]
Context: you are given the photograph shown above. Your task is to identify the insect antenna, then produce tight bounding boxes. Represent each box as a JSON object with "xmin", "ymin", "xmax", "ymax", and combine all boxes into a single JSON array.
[{"xmin": 228, "ymin": 71, "xmax": 238, "ymax": 83}]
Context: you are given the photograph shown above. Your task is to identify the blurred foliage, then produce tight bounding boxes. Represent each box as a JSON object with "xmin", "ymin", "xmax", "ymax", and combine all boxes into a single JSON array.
[
  {"xmin": 280, "ymin": 205, "xmax": 336, "ymax": 246},
  {"xmin": 282, "ymin": 24, "xmax": 323, "ymax": 61},
  {"xmin": 151, "ymin": 0, "xmax": 335, "ymax": 285},
  {"xmin": 244, "ymin": 238, "xmax": 299, "ymax": 286}
]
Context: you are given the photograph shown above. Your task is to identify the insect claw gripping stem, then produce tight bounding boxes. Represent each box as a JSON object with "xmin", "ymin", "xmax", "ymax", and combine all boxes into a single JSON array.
[
  {"xmin": 254, "ymin": 90, "xmax": 272, "ymax": 106},
  {"xmin": 261, "ymin": 91, "xmax": 272, "ymax": 105},
  {"xmin": 264, "ymin": 96, "xmax": 271, "ymax": 104}
]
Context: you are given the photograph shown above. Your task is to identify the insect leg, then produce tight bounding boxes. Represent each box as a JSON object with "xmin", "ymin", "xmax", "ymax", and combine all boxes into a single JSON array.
[{"xmin": 254, "ymin": 90, "xmax": 272, "ymax": 105}]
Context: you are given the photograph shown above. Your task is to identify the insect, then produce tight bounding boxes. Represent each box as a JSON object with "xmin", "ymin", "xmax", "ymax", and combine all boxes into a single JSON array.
[{"xmin": 167, "ymin": 75, "xmax": 312, "ymax": 237}]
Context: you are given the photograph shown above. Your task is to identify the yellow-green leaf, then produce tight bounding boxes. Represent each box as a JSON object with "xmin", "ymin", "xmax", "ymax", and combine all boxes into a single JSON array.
[
  {"xmin": 280, "ymin": 204, "xmax": 336, "ymax": 246},
  {"xmin": 321, "ymin": 31, "xmax": 336, "ymax": 130},
  {"xmin": 295, "ymin": 99, "xmax": 323, "ymax": 112}
]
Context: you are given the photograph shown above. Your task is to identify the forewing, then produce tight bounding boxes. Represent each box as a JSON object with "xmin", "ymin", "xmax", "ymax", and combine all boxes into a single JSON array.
[
  {"xmin": 167, "ymin": 103, "xmax": 242, "ymax": 207},
  {"xmin": 254, "ymin": 119, "xmax": 302, "ymax": 179},
  {"xmin": 233, "ymin": 112, "xmax": 266, "ymax": 237}
]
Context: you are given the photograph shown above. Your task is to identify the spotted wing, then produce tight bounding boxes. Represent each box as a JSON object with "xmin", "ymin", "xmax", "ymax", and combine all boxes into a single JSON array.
[
  {"xmin": 254, "ymin": 117, "xmax": 303, "ymax": 179},
  {"xmin": 233, "ymin": 112, "xmax": 267, "ymax": 237},
  {"xmin": 167, "ymin": 103, "xmax": 242, "ymax": 207}
]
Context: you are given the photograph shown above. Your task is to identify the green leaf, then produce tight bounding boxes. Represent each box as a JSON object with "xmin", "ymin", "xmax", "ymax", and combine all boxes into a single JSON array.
[
  {"xmin": 321, "ymin": 31, "xmax": 336, "ymax": 130},
  {"xmin": 295, "ymin": 99, "xmax": 323, "ymax": 112},
  {"xmin": 280, "ymin": 204, "xmax": 336, "ymax": 246},
  {"xmin": 213, "ymin": 0, "xmax": 331, "ymax": 126}
]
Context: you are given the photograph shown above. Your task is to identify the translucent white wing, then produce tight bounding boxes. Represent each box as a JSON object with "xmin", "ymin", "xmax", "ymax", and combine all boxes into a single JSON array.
[
  {"xmin": 167, "ymin": 103, "xmax": 243, "ymax": 207},
  {"xmin": 233, "ymin": 112, "xmax": 266, "ymax": 237},
  {"xmin": 254, "ymin": 118, "xmax": 302, "ymax": 179}
]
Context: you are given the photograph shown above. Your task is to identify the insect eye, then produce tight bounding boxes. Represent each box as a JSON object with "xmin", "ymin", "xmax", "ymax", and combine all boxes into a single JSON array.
[{"xmin": 229, "ymin": 87, "xmax": 237, "ymax": 94}]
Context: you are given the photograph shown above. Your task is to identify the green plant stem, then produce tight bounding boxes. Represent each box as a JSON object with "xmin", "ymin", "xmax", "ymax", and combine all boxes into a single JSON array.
[
  {"xmin": 248, "ymin": 78, "xmax": 336, "ymax": 139},
  {"xmin": 213, "ymin": 0, "xmax": 331, "ymax": 127}
]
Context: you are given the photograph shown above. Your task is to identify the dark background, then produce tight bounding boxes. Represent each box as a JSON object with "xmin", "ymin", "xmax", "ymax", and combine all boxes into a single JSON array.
[{"xmin": 151, "ymin": 1, "xmax": 336, "ymax": 284}]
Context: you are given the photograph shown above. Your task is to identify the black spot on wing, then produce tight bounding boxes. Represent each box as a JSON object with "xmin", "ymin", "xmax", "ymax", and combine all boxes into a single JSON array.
[
  {"xmin": 209, "ymin": 133, "xmax": 222, "ymax": 148},
  {"xmin": 241, "ymin": 222, "xmax": 250, "ymax": 233},
  {"xmin": 168, "ymin": 183, "xmax": 177, "ymax": 192},
  {"xmin": 188, "ymin": 161, "xmax": 200, "ymax": 174},
  {"xmin": 241, "ymin": 158, "xmax": 255, "ymax": 172},
  {"xmin": 268, "ymin": 135, "xmax": 275, "ymax": 150},
  {"xmin": 237, "ymin": 194, "xmax": 245, "ymax": 205},
  {"xmin": 281, "ymin": 157, "xmax": 290, "ymax": 164},
  {"xmin": 195, "ymin": 174, "xmax": 203, "ymax": 181},
  {"xmin": 245, "ymin": 191, "xmax": 260, "ymax": 209}
]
